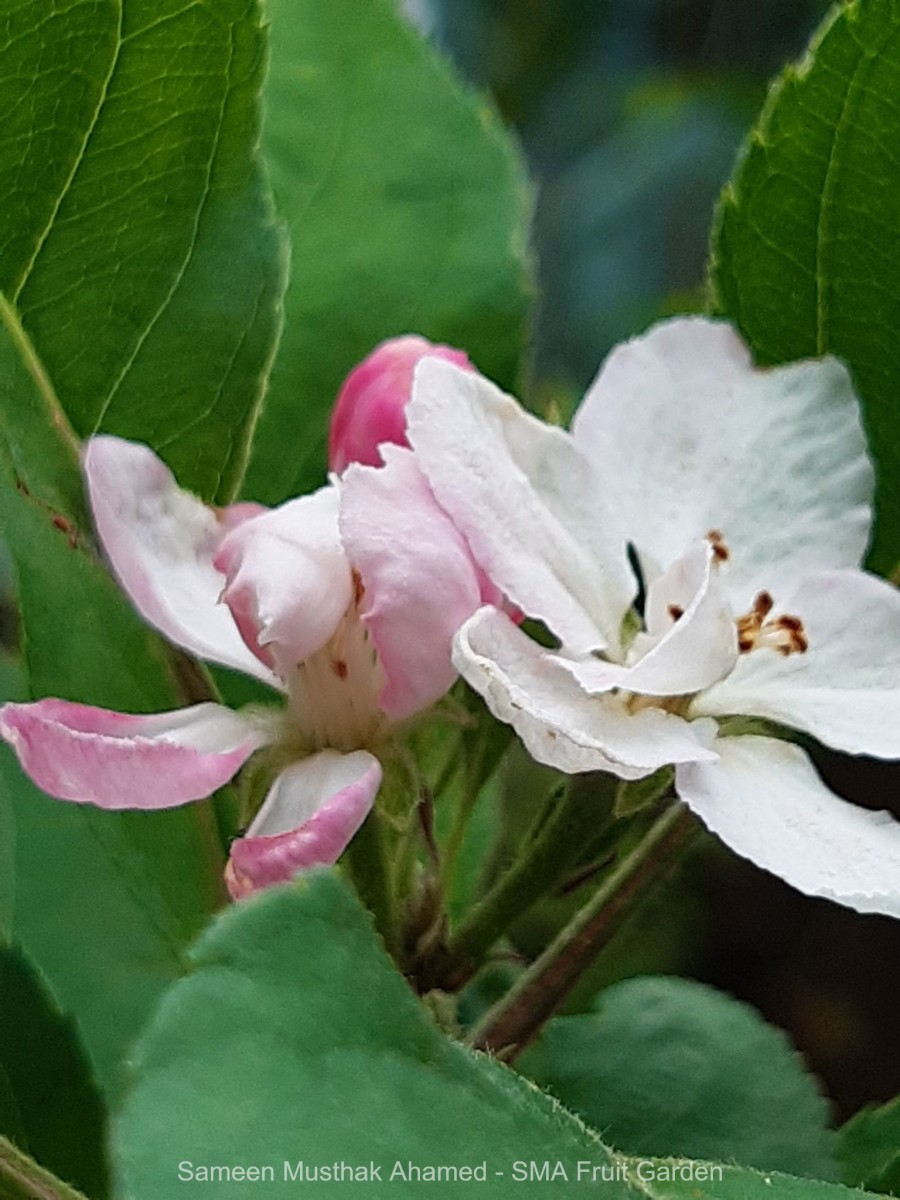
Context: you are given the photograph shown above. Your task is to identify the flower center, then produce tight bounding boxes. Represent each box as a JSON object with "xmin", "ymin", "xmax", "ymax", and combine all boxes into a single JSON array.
[
  {"xmin": 735, "ymin": 590, "xmax": 808, "ymax": 656},
  {"xmin": 627, "ymin": 691, "xmax": 692, "ymax": 717},
  {"xmin": 701, "ymin": 532, "xmax": 808, "ymax": 657},
  {"xmin": 620, "ymin": 534, "xmax": 808, "ymax": 717},
  {"xmin": 285, "ymin": 573, "xmax": 387, "ymax": 753}
]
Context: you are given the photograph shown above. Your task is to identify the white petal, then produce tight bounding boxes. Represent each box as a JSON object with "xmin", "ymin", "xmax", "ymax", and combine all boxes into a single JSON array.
[
  {"xmin": 454, "ymin": 607, "xmax": 718, "ymax": 780},
  {"xmin": 571, "ymin": 318, "xmax": 874, "ymax": 608},
  {"xmin": 564, "ymin": 541, "xmax": 738, "ymax": 697},
  {"xmin": 84, "ymin": 437, "xmax": 279, "ymax": 685},
  {"xmin": 677, "ymin": 735, "xmax": 900, "ymax": 917},
  {"xmin": 408, "ymin": 358, "xmax": 634, "ymax": 656},
  {"xmin": 245, "ymin": 749, "xmax": 380, "ymax": 836},
  {"xmin": 214, "ymin": 486, "xmax": 353, "ymax": 678},
  {"xmin": 694, "ymin": 569, "xmax": 900, "ymax": 758}
]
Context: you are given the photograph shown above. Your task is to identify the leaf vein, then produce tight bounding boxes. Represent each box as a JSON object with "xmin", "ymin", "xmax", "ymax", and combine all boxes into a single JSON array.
[
  {"xmin": 90, "ymin": 19, "xmax": 237, "ymax": 434},
  {"xmin": 9, "ymin": 0, "xmax": 124, "ymax": 304},
  {"xmin": 815, "ymin": 20, "xmax": 900, "ymax": 352}
]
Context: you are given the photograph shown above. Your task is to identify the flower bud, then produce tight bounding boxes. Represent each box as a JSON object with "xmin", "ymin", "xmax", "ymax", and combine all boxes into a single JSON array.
[{"xmin": 328, "ymin": 335, "xmax": 472, "ymax": 473}]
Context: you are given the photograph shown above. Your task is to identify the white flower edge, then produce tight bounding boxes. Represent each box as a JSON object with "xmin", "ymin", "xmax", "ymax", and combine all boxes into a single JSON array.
[
  {"xmin": 453, "ymin": 606, "xmax": 718, "ymax": 780},
  {"xmin": 677, "ymin": 736, "xmax": 900, "ymax": 917}
]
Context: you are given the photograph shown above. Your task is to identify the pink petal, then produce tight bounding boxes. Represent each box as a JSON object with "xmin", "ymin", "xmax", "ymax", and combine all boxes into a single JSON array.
[
  {"xmin": 214, "ymin": 501, "xmax": 267, "ymax": 533},
  {"xmin": 340, "ymin": 445, "xmax": 487, "ymax": 719},
  {"xmin": 328, "ymin": 336, "xmax": 472, "ymax": 473},
  {"xmin": 83, "ymin": 437, "xmax": 279, "ymax": 687},
  {"xmin": 213, "ymin": 486, "xmax": 353, "ymax": 677},
  {"xmin": 225, "ymin": 750, "xmax": 381, "ymax": 898},
  {"xmin": 0, "ymin": 699, "xmax": 272, "ymax": 809}
]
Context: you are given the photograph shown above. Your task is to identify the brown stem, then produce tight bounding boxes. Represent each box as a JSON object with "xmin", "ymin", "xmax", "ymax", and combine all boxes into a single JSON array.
[
  {"xmin": 167, "ymin": 647, "xmax": 219, "ymax": 706},
  {"xmin": 0, "ymin": 1137, "xmax": 89, "ymax": 1200}
]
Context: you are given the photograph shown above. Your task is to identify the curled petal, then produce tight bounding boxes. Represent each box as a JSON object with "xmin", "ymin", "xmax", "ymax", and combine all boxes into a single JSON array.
[
  {"xmin": 225, "ymin": 749, "xmax": 381, "ymax": 898},
  {"xmin": 454, "ymin": 607, "xmax": 718, "ymax": 780},
  {"xmin": 572, "ymin": 318, "xmax": 874, "ymax": 607},
  {"xmin": 84, "ymin": 437, "xmax": 278, "ymax": 686},
  {"xmin": 564, "ymin": 541, "xmax": 738, "ymax": 697},
  {"xmin": 214, "ymin": 486, "xmax": 353, "ymax": 677},
  {"xmin": 694, "ymin": 569, "xmax": 900, "ymax": 758},
  {"xmin": 408, "ymin": 358, "xmax": 634, "ymax": 656},
  {"xmin": 329, "ymin": 335, "xmax": 472, "ymax": 473},
  {"xmin": 0, "ymin": 699, "xmax": 272, "ymax": 809},
  {"xmin": 677, "ymin": 735, "xmax": 900, "ymax": 917},
  {"xmin": 340, "ymin": 445, "xmax": 487, "ymax": 719}
]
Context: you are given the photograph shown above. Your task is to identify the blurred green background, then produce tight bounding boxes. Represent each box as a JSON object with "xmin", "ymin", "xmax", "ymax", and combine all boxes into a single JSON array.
[
  {"xmin": 408, "ymin": 0, "xmax": 831, "ymax": 392},
  {"xmin": 404, "ymin": 0, "xmax": 900, "ymax": 1123}
]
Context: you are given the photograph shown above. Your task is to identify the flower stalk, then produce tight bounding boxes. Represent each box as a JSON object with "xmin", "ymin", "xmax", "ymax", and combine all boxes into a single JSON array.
[
  {"xmin": 423, "ymin": 772, "xmax": 617, "ymax": 991},
  {"xmin": 0, "ymin": 1136, "xmax": 89, "ymax": 1200},
  {"xmin": 439, "ymin": 715, "xmax": 514, "ymax": 898},
  {"xmin": 468, "ymin": 800, "xmax": 695, "ymax": 1062}
]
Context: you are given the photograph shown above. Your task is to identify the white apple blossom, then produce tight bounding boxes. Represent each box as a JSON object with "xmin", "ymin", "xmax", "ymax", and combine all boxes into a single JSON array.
[{"xmin": 407, "ymin": 317, "xmax": 900, "ymax": 916}]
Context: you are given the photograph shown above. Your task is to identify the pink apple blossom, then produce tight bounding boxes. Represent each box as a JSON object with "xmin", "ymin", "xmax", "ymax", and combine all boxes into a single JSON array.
[{"xmin": 1, "ymin": 429, "xmax": 493, "ymax": 899}]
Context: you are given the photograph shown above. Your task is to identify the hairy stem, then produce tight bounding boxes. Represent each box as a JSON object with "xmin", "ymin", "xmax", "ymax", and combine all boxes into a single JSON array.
[{"xmin": 344, "ymin": 807, "xmax": 398, "ymax": 956}]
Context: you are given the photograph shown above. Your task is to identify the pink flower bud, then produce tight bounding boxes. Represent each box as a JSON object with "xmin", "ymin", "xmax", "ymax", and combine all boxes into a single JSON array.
[{"xmin": 328, "ymin": 335, "xmax": 472, "ymax": 473}]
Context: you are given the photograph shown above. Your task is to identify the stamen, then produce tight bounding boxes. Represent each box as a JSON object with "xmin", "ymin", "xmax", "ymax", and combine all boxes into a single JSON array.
[
  {"xmin": 765, "ymin": 617, "xmax": 808, "ymax": 656},
  {"xmin": 706, "ymin": 529, "xmax": 730, "ymax": 563},
  {"xmin": 737, "ymin": 628, "xmax": 756, "ymax": 653},
  {"xmin": 754, "ymin": 590, "xmax": 773, "ymax": 618},
  {"xmin": 286, "ymin": 592, "xmax": 386, "ymax": 751},
  {"xmin": 736, "ymin": 590, "xmax": 807, "ymax": 657},
  {"xmin": 667, "ymin": 603, "xmax": 684, "ymax": 622},
  {"xmin": 352, "ymin": 568, "xmax": 365, "ymax": 607}
]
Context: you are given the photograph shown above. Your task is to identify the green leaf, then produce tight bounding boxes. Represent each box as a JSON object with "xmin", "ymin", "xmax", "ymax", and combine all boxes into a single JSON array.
[
  {"xmin": 0, "ymin": 946, "xmax": 107, "ymax": 1199},
  {"xmin": 520, "ymin": 975, "xmax": 837, "ymax": 1180},
  {"xmin": 1, "ymin": 747, "xmax": 223, "ymax": 1107},
  {"xmin": 0, "ymin": 653, "xmax": 23, "ymax": 949},
  {"xmin": 242, "ymin": 0, "xmax": 531, "ymax": 505},
  {"xmin": 710, "ymin": 0, "xmax": 900, "ymax": 573},
  {"xmin": 0, "ymin": 304, "xmax": 225, "ymax": 1099},
  {"xmin": 0, "ymin": 766, "xmax": 14, "ymax": 947},
  {"xmin": 0, "ymin": 0, "xmax": 284, "ymax": 502},
  {"xmin": 115, "ymin": 872, "xmax": 869, "ymax": 1200},
  {"xmin": 838, "ymin": 1096, "xmax": 900, "ymax": 1194},
  {"xmin": 644, "ymin": 1169, "xmax": 876, "ymax": 1200},
  {"xmin": 0, "ymin": 0, "xmax": 284, "ymax": 1094}
]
